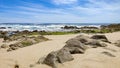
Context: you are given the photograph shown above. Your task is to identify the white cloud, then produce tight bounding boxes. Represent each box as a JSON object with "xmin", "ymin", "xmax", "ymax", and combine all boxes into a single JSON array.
[
  {"xmin": 17, "ymin": 6, "xmax": 68, "ymax": 15},
  {"xmin": 0, "ymin": 0, "xmax": 120, "ymax": 23},
  {"xmin": 53, "ymin": 0, "xmax": 78, "ymax": 5}
]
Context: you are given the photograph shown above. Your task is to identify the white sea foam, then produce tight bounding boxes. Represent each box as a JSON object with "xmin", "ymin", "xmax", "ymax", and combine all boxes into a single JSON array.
[{"xmin": 0, "ymin": 23, "xmax": 101, "ymax": 31}]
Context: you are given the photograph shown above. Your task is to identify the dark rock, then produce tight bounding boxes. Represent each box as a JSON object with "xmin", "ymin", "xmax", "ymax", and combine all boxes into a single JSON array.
[
  {"xmin": 80, "ymin": 26, "xmax": 99, "ymax": 30},
  {"xmin": 33, "ymin": 30, "xmax": 38, "ymax": 32},
  {"xmin": 14, "ymin": 64, "xmax": 19, "ymax": 68},
  {"xmin": 0, "ymin": 27, "xmax": 6, "ymax": 29},
  {"xmin": 91, "ymin": 35, "xmax": 110, "ymax": 43},
  {"xmin": 22, "ymin": 30, "xmax": 29, "ymax": 33},
  {"xmin": 8, "ymin": 27, "xmax": 12, "ymax": 28},
  {"xmin": 61, "ymin": 26, "xmax": 79, "ymax": 29}
]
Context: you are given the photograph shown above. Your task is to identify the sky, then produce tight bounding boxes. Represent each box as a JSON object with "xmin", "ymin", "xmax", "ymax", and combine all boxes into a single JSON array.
[{"xmin": 0, "ymin": 0, "xmax": 120, "ymax": 23}]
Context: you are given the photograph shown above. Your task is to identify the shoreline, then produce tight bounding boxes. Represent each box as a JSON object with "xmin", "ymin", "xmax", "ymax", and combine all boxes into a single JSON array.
[
  {"xmin": 0, "ymin": 23, "xmax": 114, "ymax": 31},
  {"xmin": 0, "ymin": 23, "xmax": 119, "ymax": 34}
]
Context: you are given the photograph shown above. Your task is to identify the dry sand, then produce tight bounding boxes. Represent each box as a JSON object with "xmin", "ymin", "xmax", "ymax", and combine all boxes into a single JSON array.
[{"xmin": 0, "ymin": 32, "xmax": 120, "ymax": 68}]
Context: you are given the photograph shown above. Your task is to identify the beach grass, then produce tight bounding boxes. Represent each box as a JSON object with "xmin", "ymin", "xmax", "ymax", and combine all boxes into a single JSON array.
[
  {"xmin": 41, "ymin": 31, "xmax": 77, "ymax": 35},
  {"xmin": 21, "ymin": 41, "xmax": 33, "ymax": 47},
  {"xmin": 28, "ymin": 31, "xmax": 78, "ymax": 35}
]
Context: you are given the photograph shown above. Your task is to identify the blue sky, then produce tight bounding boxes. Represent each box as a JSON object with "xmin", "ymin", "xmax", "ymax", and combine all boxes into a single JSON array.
[{"xmin": 0, "ymin": 0, "xmax": 120, "ymax": 23}]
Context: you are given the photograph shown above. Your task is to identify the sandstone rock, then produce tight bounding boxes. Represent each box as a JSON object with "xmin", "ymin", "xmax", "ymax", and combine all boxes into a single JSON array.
[
  {"xmin": 1, "ymin": 44, "xmax": 8, "ymax": 48},
  {"xmin": 75, "ymin": 35, "xmax": 90, "ymax": 43},
  {"xmin": 42, "ymin": 35, "xmax": 109, "ymax": 68},
  {"xmin": 65, "ymin": 38, "xmax": 86, "ymax": 50},
  {"xmin": 9, "ymin": 44, "xmax": 18, "ymax": 47},
  {"xmin": 91, "ymin": 35, "xmax": 110, "ymax": 43},
  {"xmin": 43, "ymin": 48, "xmax": 74, "ymax": 68},
  {"xmin": 43, "ymin": 51, "xmax": 58, "ymax": 68},
  {"xmin": 63, "ymin": 47, "xmax": 85, "ymax": 54},
  {"xmin": 7, "ymin": 48, "xmax": 13, "ymax": 52},
  {"xmin": 8, "ymin": 44, "xmax": 20, "ymax": 51},
  {"xmin": 99, "ymin": 42, "xmax": 108, "ymax": 47},
  {"xmin": 57, "ymin": 48, "xmax": 74, "ymax": 63},
  {"xmin": 86, "ymin": 40, "xmax": 107, "ymax": 47},
  {"xmin": 10, "ymin": 46, "xmax": 19, "ymax": 50}
]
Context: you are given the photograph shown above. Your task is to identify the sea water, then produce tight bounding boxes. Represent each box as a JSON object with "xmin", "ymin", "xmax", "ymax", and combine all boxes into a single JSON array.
[{"xmin": 0, "ymin": 23, "xmax": 110, "ymax": 31}]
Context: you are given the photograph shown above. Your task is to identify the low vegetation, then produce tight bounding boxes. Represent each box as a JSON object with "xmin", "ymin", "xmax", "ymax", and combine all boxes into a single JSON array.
[
  {"xmin": 21, "ymin": 40, "xmax": 33, "ymax": 47},
  {"xmin": 100, "ymin": 23, "xmax": 120, "ymax": 32},
  {"xmin": 0, "ymin": 24, "xmax": 120, "ymax": 42},
  {"xmin": 0, "ymin": 35, "xmax": 49, "ymax": 52}
]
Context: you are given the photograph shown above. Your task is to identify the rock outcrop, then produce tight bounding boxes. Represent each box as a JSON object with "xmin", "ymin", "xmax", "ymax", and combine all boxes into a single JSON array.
[
  {"xmin": 57, "ymin": 48, "xmax": 74, "ymax": 63},
  {"xmin": 61, "ymin": 26, "xmax": 79, "ymax": 29},
  {"xmin": 65, "ymin": 38, "xmax": 86, "ymax": 50},
  {"xmin": 42, "ymin": 34, "xmax": 110, "ymax": 68},
  {"xmin": 0, "ymin": 44, "xmax": 8, "ymax": 48},
  {"xmin": 91, "ymin": 35, "xmax": 110, "ymax": 43},
  {"xmin": 1, "ymin": 35, "xmax": 49, "ymax": 52},
  {"xmin": 43, "ymin": 48, "xmax": 74, "ymax": 68}
]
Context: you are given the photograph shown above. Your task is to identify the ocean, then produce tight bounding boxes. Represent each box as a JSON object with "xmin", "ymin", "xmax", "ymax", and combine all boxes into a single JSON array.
[{"xmin": 0, "ymin": 23, "xmax": 111, "ymax": 31}]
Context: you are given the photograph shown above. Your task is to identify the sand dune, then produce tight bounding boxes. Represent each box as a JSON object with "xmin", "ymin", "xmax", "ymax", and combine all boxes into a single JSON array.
[{"xmin": 0, "ymin": 32, "xmax": 120, "ymax": 68}]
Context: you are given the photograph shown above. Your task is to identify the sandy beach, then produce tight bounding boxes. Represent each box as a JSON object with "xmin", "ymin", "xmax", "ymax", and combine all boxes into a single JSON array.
[
  {"xmin": 1, "ymin": 0, "xmax": 120, "ymax": 67},
  {"xmin": 0, "ymin": 32, "xmax": 120, "ymax": 68}
]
